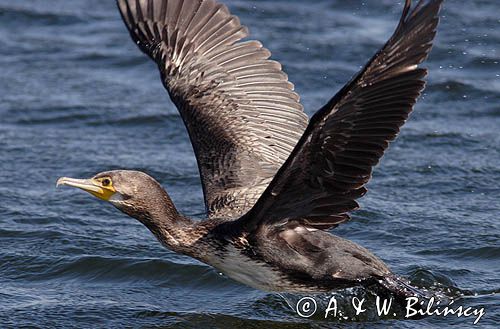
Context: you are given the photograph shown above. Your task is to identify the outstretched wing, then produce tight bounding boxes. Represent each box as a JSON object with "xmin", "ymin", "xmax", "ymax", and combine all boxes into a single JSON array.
[
  {"xmin": 237, "ymin": 0, "xmax": 443, "ymax": 231},
  {"xmin": 117, "ymin": 0, "xmax": 308, "ymax": 219}
]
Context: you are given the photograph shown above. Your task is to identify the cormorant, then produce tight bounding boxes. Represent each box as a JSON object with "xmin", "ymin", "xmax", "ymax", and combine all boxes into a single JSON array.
[{"xmin": 58, "ymin": 0, "xmax": 443, "ymax": 296}]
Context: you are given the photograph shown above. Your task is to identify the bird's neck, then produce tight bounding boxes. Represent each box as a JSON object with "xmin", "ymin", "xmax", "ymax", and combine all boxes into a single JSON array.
[{"xmin": 130, "ymin": 191, "xmax": 200, "ymax": 255}]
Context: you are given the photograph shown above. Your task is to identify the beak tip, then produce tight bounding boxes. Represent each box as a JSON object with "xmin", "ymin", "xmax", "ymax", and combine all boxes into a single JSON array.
[{"xmin": 56, "ymin": 177, "xmax": 67, "ymax": 188}]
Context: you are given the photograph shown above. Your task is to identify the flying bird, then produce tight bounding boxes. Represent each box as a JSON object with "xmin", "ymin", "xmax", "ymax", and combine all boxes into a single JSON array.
[{"xmin": 58, "ymin": 0, "xmax": 443, "ymax": 296}]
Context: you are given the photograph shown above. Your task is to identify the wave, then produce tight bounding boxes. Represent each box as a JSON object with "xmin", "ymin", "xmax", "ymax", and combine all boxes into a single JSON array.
[
  {"xmin": 0, "ymin": 5, "xmax": 86, "ymax": 26},
  {"xmin": 1, "ymin": 254, "xmax": 220, "ymax": 286}
]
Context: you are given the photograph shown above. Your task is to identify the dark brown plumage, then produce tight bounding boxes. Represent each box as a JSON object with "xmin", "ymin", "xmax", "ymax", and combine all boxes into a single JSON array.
[
  {"xmin": 58, "ymin": 0, "xmax": 443, "ymax": 296},
  {"xmin": 237, "ymin": 0, "xmax": 441, "ymax": 231},
  {"xmin": 118, "ymin": 0, "xmax": 309, "ymax": 219}
]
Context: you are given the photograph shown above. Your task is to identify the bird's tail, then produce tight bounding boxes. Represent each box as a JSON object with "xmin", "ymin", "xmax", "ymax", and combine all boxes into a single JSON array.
[
  {"xmin": 377, "ymin": 274, "xmax": 440, "ymax": 319},
  {"xmin": 378, "ymin": 274, "xmax": 433, "ymax": 300},
  {"xmin": 368, "ymin": 274, "xmax": 446, "ymax": 320}
]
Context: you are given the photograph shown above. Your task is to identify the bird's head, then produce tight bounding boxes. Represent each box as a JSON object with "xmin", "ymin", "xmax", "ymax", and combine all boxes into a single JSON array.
[{"xmin": 57, "ymin": 170, "xmax": 176, "ymax": 222}]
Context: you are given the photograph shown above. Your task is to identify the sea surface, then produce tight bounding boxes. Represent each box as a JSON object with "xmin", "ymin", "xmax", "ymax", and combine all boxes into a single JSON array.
[{"xmin": 0, "ymin": 0, "xmax": 499, "ymax": 328}]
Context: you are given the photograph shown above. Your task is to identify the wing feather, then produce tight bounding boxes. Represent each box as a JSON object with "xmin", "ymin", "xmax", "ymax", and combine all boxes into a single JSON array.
[
  {"xmin": 235, "ymin": 0, "xmax": 443, "ymax": 231},
  {"xmin": 117, "ymin": 0, "xmax": 308, "ymax": 219}
]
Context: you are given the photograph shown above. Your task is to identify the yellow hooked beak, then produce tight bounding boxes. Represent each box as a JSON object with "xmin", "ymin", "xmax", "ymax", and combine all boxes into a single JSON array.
[{"xmin": 56, "ymin": 177, "xmax": 116, "ymax": 201}]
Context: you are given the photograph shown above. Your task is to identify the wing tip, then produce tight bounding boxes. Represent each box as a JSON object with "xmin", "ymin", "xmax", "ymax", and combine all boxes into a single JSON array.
[{"xmin": 403, "ymin": 0, "xmax": 444, "ymax": 26}]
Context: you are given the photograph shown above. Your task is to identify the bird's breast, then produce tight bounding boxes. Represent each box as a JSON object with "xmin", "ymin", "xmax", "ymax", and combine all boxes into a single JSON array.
[{"xmin": 203, "ymin": 243, "xmax": 289, "ymax": 292}]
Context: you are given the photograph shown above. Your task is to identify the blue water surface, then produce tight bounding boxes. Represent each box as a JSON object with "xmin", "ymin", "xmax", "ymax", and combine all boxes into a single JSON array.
[{"xmin": 0, "ymin": 0, "xmax": 499, "ymax": 328}]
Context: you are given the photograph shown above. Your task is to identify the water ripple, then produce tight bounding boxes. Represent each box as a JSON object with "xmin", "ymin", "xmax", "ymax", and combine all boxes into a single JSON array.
[{"xmin": 0, "ymin": 0, "xmax": 499, "ymax": 327}]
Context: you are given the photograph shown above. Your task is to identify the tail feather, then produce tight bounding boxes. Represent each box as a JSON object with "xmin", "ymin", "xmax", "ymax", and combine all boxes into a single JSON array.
[
  {"xmin": 379, "ymin": 275, "xmax": 434, "ymax": 300},
  {"xmin": 370, "ymin": 275, "xmax": 435, "ymax": 319}
]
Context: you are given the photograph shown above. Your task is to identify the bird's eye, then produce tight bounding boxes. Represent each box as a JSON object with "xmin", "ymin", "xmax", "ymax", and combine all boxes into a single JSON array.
[{"xmin": 102, "ymin": 178, "xmax": 111, "ymax": 187}]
